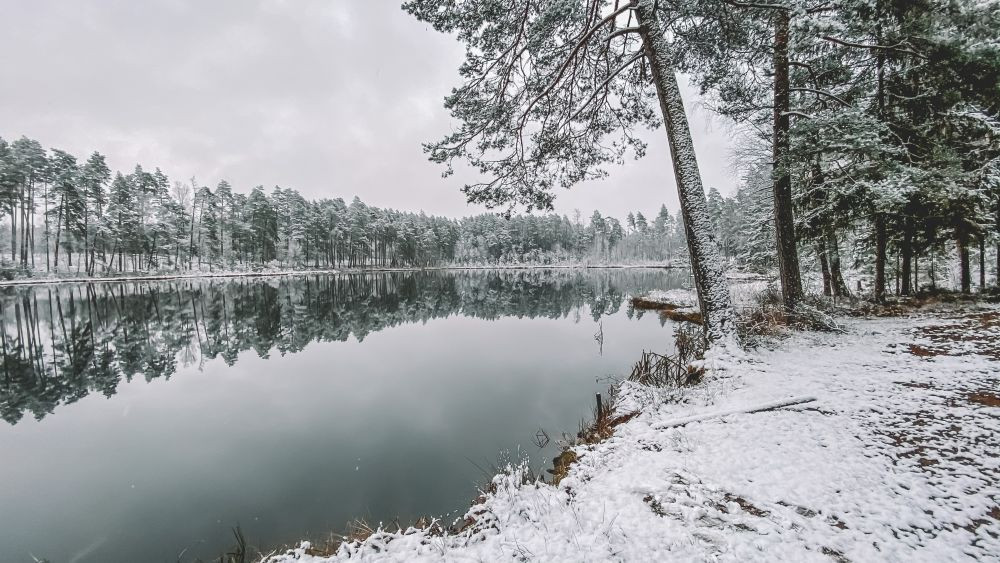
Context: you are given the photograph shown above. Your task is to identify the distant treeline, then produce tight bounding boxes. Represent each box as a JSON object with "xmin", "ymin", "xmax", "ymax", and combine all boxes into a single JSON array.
[
  {"xmin": 0, "ymin": 136, "xmax": 716, "ymax": 275},
  {"xmin": 0, "ymin": 269, "xmax": 686, "ymax": 424}
]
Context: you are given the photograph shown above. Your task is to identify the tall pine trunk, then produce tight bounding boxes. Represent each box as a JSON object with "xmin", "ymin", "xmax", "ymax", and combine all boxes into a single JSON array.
[
  {"xmin": 979, "ymin": 238, "xmax": 986, "ymax": 291},
  {"xmin": 930, "ymin": 249, "xmax": 936, "ymax": 289},
  {"xmin": 895, "ymin": 253, "xmax": 900, "ymax": 295},
  {"xmin": 188, "ymin": 196, "xmax": 197, "ymax": 270},
  {"xmin": 817, "ymin": 241, "xmax": 832, "ymax": 296},
  {"xmin": 825, "ymin": 226, "xmax": 849, "ymax": 297},
  {"xmin": 957, "ymin": 236, "xmax": 971, "ymax": 294},
  {"xmin": 874, "ymin": 214, "xmax": 887, "ymax": 302},
  {"xmin": 771, "ymin": 10, "xmax": 804, "ymax": 309},
  {"xmin": 44, "ymin": 184, "xmax": 50, "ymax": 272},
  {"xmin": 637, "ymin": 0, "xmax": 733, "ymax": 341},
  {"xmin": 901, "ymin": 219, "xmax": 913, "ymax": 295},
  {"xmin": 9, "ymin": 202, "xmax": 16, "ymax": 262},
  {"xmin": 54, "ymin": 196, "xmax": 64, "ymax": 272}
]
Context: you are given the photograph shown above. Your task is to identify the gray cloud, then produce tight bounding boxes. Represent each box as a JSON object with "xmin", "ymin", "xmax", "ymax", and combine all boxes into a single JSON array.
[{"xmin": 0, "ymin": 0, "xmax": 738, "ymax": 219}]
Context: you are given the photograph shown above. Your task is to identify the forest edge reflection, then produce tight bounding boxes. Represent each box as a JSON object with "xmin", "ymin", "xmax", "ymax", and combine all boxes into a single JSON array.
[{"xmin": 0, "ymin": 268, "xmax": 690, "ymax": 425}]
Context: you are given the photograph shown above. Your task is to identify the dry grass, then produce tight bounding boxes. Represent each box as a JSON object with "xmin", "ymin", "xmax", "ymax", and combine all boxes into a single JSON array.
[
  {"xmin": 628, "ymin": 323, "xmax": 706, "ymax": 387},
  {"xmin": 967, "ymin": 391, "xmax": 1000, "ymax": 407},
  {"xmin": 548, "ymin": 323, "xmax": 707, "ymax": 485},
  {"xmin": 630, "ymin": 295, "xmax": 684, "ymax": 310},
  {"xmin": 631, "ymin": 296, "xmax": 703, "ymax": 324},
  {"xmin": 733, "ymin": 287, "xmax": 846, "ymax": 346},
  {"xmin": 274, "ymin": 514, "xmax": 451, "ymax": 559},
  {"xmin": 848, "ymin": 287, "xmax": 1000, "ymax": 318}
]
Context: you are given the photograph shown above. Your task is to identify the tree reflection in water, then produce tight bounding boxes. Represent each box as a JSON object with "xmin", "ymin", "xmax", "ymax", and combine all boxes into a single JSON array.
[{"xmin": 0, "ymin": 268, "xmax": 688, "ymax": 424}]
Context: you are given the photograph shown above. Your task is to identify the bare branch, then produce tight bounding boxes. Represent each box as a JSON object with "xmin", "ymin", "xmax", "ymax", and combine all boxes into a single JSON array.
[
  {"xmin": 783, "ymin": 110, "xmax": 814, "ymax": 119},
  {"xmin": 720, "ymin": 0, "xmax": 788, "ymax": 10},
  {"xmin": 568, "ymin": 51, "xmax": 645, "ymax": 123},
  {"xmin": 519, "ymin": 2, "xmax": 637, "ymax": 125},
  {"xmin": 607, "ymin": 27, "xmax": 641, "ymax": 42},
  {"xmin": 820, "ymin": 35, "xmax": 927, "ymax": 59},
  {"xmin": 790, "ymin": 87, "xmax": 850, "ymax": 106}
]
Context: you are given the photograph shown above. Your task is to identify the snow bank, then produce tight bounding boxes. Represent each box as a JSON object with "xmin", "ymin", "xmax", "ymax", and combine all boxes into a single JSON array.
[
  {"xmin": 634, "ymin": 289, "xmax": 698, "ymax": 309},
  {"xmin": 268, "ymin": 304, "xmax": 1000, "ymax": 562}
]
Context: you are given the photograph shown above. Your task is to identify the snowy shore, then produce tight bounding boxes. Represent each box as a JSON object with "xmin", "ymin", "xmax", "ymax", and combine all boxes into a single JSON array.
[{"xmin": 267, "ymin": 302, "xmax": 1000, "ymax": 562}]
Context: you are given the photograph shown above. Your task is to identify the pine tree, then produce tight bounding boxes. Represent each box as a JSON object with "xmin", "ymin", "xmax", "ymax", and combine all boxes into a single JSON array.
[
  {"xmin": 79, "ymin": 152, "xmax": 110, "ymax": 275},
  {"xmin": 48, "ymin": 149, "xmax": 83, "ymax": 271},
  {"xmin": 404, "ymin": 0, "xmax": 734, "ymax": 340}
]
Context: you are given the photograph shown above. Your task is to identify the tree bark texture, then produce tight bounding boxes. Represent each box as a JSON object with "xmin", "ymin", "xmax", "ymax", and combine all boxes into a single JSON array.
[
  {"xmin": 771, "ymin": 10, "xmax": 804, "ymax": 309},
  {"xmin": 637, "ymin": 0, "xmax": 734, "ymax": 341},
  {"xmin": 874, "ymin": 214, "xmax": 887, "ymax": 302}
]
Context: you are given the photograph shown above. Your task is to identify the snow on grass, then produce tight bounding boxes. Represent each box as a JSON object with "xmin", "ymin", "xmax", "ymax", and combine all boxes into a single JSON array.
[
  {"xmin": 635, "ymin": 289, "xmax": 699, "ymax": 308},
  {"xmin": 268, "ymin": 304, "xmax": 1000, "ymax": 562}
]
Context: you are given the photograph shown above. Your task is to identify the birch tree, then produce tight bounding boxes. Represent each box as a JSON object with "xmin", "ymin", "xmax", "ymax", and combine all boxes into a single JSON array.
[{"xmin": 404, "ymin": 0, "xmax": 734, "ymax": 340}]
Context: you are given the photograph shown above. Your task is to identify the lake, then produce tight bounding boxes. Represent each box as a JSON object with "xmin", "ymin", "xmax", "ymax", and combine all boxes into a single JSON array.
[{"xmin": 0, "ymin": 268, "xmax": 689, "ymax": 562}]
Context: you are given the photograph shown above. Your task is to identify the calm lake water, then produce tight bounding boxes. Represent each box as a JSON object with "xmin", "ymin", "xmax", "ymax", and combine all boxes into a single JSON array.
[{"xmin": 0, "ymin": 268, "xmax": 688, "ymax": 562}]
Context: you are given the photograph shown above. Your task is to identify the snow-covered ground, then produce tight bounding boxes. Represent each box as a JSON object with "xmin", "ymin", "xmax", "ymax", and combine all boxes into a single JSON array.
[{"xmin": 268, "ymin": 303, "xmax": 1000, "ymax": 562}]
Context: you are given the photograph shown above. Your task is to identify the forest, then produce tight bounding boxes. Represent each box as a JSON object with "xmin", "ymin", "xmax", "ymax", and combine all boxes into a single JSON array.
[
  {"xmin": 0, "ymin": 136, "xmax": 714, "ymax": 274},
  {"xmin": 5, "ymin": 0, "xmax": 998, "ymax": 300},
  {"xmin": 403, "ymin": 0, "xmax": 1000, "ymax": 340}
]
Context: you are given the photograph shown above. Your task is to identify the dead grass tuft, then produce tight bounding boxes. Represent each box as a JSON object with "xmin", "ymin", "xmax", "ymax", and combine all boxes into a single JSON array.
[
  {"xmin": 631, "ymin": 295, "xmax": 703, "ymax": 324},
  {"xmin": 734, "ymin": 287, "xmax": 844, "ymax": 346},
  {"xmin": 287, "ymin": 513, "xmax": 451, "ymax": 559},
  {"xmin": 967, "ymin": 391, "xmax": 1000, "ymax": 407},
  {"xmin": 723, "ymin": 494, "xmax": 771, "ymax": 517},
  {"xmin": 908, "ymin": 344, "xmax": 937, "ymax": 357}
]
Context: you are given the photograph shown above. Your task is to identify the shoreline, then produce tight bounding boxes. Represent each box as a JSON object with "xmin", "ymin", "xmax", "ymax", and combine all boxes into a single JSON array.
[
  {"xmin": 0, "ymin": 263, "xmax": 682, "ymax": 287},
  {"xmin": 266, "ymin": 296, "xmax": 1000, "ymax": 562}
]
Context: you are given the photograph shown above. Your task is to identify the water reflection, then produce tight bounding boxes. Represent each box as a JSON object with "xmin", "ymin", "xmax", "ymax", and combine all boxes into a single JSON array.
[
  {"xmin": 0, "ymin": 269, "xmax": 688, "ymax": 562},
  {"xmin": 0, "ymin": 269, "xmax": 685, "ymax": 425}
]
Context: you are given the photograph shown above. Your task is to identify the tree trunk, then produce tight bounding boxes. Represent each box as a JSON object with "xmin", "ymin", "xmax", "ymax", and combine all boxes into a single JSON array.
[
  {"xmin": 874, "ymin": 214, "xmax": 887, "ymax": 302},
  {"xmin": 930, "ymin": 249, "xmax": 936, "ymax": 289},
  {"xmin": 817, "ymin": 241, "xmax": 832, "ymax": 296},
  {"xmin": 896, "ymin": 252, "xmax": 899, "ymax": 295},
  {"xmin": 825, "ymin": 226, "xmax": 849, "ymax": 297},
  {"xmin": 637, "ymin": 0, "xmax": 734, "ymax": 341},
  {"xmin": 957, "ymin": 236, "xmax": 971, "ymax": 294},
  {"xmin": 29, "ymin": 188, "xmax": 36, "ymax": 268},
  {"xmin": 979, "ymin": 238, "xmax": 986, "ymax": 291},
  {"xmin": 54, "ymin": 196, "xmax": 64, "ymax": 272},
  {"xmin": 44, "ymin": 184, "xmax": 50, "ymax": 272},
  {"xmin": 188, "ymin": 197, "xmax": 197, "ymax": 270},
  {"xmin": 771, "ymin": 10, "xmax": 804, "ymax": 309},
  {"xmin": 20, "ymin": 190, "xmax": 27, "ymax": 266},
  {"xmin": 10, "ymin": 203, "xmax": 16, "ymax": 262},
  {"xmin": 901, "ymin": 219, "xmax": 912, "ymax": 296}
]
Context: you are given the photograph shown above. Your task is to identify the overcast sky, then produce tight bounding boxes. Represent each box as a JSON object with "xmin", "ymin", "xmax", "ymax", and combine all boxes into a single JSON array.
[{"xmin": 0, "ymin": 0, "xmax": 739, "ymax": 220}]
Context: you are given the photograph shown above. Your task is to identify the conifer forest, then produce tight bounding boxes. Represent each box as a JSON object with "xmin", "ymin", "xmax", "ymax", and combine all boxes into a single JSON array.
[{"xmin": 1, "ymin": 1, "xmax": 998, "ymax": 562}]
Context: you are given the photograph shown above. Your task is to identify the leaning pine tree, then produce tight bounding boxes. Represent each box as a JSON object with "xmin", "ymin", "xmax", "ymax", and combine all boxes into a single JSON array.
[{"xmin": 405, "ymin": 0, "xmax": 734, "ymax": 341}]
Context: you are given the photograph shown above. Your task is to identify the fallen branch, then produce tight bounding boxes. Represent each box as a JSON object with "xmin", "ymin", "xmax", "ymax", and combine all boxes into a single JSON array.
[{"xmin": 653, "ymin": 395, "xmax": 818, "ymax": 430}]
